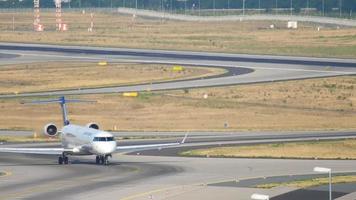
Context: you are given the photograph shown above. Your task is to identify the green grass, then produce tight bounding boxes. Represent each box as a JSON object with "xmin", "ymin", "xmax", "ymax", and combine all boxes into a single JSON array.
[
  {"xmin": 256, "ymin": 175, "xmax": 356, "ymax": 189},
  {"xmin": 179, "ymin": 139, "xmax": 356, "ymax": 160}
]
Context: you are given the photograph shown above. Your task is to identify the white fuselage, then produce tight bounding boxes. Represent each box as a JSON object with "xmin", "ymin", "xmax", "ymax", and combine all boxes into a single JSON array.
[{"xmin": 61, "ymin": 124, "xmax": 117, "ymax": 156}]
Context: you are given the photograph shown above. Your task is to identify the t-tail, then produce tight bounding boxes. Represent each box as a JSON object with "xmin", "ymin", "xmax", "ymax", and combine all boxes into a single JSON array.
[{"xmin": 28, "ymin": 96, "xmax": 95, "ymax": 126}]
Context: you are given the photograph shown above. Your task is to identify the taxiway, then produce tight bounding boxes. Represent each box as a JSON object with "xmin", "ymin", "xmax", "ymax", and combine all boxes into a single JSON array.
[{"xmin": 0, "ymin": 43, "xmax": 356, "ymax": 199}]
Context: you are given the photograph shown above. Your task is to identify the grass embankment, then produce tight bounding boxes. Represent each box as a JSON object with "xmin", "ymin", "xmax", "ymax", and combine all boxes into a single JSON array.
[
  {"xmin": 0, "ymin": 62, "xmax": 224, "ymax": 94},
  {"xmin": 256, "ymin": 175, "xmax": 356, "ymax": 189},
  {"xmin": 0, "ymin": 11, "xmax": 355, "ymax": 58},
  {"xmin": 0, "ymin": 76, "xmax": 355, "ymax": 131},
  {"xmin": 180, "ymin": 139, "xmax": 356, "ymax": 160},
  {"xmin": 0, "ymin": 136, "xmax": 59, "ymax": 143}
]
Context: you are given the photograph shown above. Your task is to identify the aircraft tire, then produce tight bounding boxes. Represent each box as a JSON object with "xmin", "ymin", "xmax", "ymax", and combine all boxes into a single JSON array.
[
  {"xmin": 64, "ymin": 156, "xmax": 69, "ymax": 164},
  {"xmin": 104, "ymin": 155, "xmax": 109, "ymax": 165},
  {"xmin": 58, "ymin": 156, "xmax": 63, "ymax": 165},
  {"xmin": 100, "ymin": 156, "xmax": 105, "ymax": 164}
]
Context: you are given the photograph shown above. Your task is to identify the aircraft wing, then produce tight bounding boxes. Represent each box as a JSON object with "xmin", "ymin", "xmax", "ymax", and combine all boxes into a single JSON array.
[
  {"xmin": 0, "ymin": 134, "xmax": 189, "ymax": 154},
  {"xmin": 0, "ymin": 147, "xmax": 73, "ymax": 155},
  {"xmin": 116, "ymin": 133, "xmax": 188, "ymax": 153}
]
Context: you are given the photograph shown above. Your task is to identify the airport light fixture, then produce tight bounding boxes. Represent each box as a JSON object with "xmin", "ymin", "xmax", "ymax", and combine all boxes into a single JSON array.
[
  {"xmin": 313, "ymin": 167, "xmax": 332, "ymax": 200},
  {"xmin": 251, "ymin": 193, "xmax": 269, "ymax": 200}
]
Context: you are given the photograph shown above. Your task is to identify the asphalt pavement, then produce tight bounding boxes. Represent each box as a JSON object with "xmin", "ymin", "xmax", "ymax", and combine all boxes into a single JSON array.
[
  {"xmin": 0, "ymin": 43, "xmax": 355, "ymax": 98},
  {"xmin": 0, "ymin": 43, "xmax": 356, "ymax": 199}
]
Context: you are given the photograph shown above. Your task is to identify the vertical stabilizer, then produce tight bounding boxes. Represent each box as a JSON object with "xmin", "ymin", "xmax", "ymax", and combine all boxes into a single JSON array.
[
  {"xmin": 26, "ymin": 96, "xmax": 95, "ymax": 126},
  {"xmin": 59, "ymin": 96, "xmax": 70, "ymax": 125}
]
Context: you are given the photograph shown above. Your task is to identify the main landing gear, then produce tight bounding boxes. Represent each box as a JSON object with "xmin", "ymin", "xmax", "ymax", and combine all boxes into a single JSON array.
[
  {"xmin": 58, "ymin": 153, "xmax": 69, "ymax": 165},
  {"xmin": 96, "ymin": 154, "xmax": 111, "ymax": 165}
]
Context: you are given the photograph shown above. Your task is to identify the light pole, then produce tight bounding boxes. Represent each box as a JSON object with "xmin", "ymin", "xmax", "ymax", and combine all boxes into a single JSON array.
[
  {"xmin": 275, "ymin": 0, "xmax": 278, "ymax": 15},
  {"xmin": 242, "ymin": 0, "xmax": 245, "ymax": 16},
  {"xmin": 161, "ymin": 0, "xmax": 163, "ymax": 12},
  {"xmin": 184, "ymin": 0, "xmax": 186, "ymax": 15},
  {"xmin": 198, "ymin": 0, "xmax": 201, "ymax": 16},
  {"xmin": 251, "ymin": 193, "xmax": 269, "ymax": 200},
  {"xmin": 313, "ymin": 167, "xmax": 332, "ymax": 200},
  {"xmin": 12, "ymin": 0, "xmax": 15, "ymax": 32},
  {"xmin": 213, "ymin": 0, "xmax": 215, "ymax": 16},
  {"xmin": 322, "ymin": 0, "xmax": 325, "ymax": 16},
  {"xmin": 290, "ymin": 0, "xmax": 293, "ymax": 16},
  {"xmin": 339, "ymin": 0, "xmax": 342, "ymax": 17},
  {"xmin": 227, "ymin": 0, "xmax": 230, "ymax": 14},
  {"xmin": 258, "ymin": 0, "xmax": 261, "ymax": 14}
]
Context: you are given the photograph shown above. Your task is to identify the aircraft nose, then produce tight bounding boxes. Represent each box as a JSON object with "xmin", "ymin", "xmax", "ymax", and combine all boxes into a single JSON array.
[{"xmin": 94, "ymin": 142, "xmax": 116, "ymax": 155}]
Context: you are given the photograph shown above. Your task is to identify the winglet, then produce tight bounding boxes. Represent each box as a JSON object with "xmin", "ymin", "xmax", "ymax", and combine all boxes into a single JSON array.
[{"xmin": 181, "ymin": 133, "xmax": 188, "ymax": 144}]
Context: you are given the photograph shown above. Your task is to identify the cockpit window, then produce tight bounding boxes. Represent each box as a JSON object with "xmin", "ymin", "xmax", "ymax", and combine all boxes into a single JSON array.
[{"xmin": 93, "ymin": 137, "xmax": 115, "ymax": 142}]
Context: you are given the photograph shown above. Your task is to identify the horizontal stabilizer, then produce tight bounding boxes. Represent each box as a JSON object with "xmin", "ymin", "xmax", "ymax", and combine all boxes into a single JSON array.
[
  {"xmin": 23, "ymin": 97, "xmax": 96, "ymax": 105},
  {"xmin": 22, "ymin": 96, "xmax": 95, "ymax": 126}
]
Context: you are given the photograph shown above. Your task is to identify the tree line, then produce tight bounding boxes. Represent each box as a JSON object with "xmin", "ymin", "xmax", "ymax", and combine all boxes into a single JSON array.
[{"xmin": 1, "ymin": 0, "xmax": 355, "ymax": 15}]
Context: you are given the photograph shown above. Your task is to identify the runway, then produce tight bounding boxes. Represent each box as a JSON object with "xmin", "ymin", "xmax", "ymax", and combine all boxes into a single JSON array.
[
  {"xmin": 0, "ymin": 43, "xmax": 356, "ymax": 199},
  {"xmin": 0, "ymin": 42, "xmax": 355, "ymax": 98},
  {"xmin": 0, "ymin": 134, "xmax": 356, "ymax": 200}
]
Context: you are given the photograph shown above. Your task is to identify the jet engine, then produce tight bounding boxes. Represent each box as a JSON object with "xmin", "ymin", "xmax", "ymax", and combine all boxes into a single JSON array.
[
  {"xmin": 86, "ymin": 122, "xmax": 99, "ymax": 130},
  {"xmin": 44, "ymin": 123, "xmax": 58, "ymax": 137}
]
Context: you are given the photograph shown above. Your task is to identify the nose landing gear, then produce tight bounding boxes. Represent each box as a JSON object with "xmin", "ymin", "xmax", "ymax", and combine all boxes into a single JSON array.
[
  {"xmin": 58, "ymin": 153, "xmax": 69, "ymax": 165},
  {"xmin": 95, "ymin": 154, "xmax": 111, "ymax": 165}
]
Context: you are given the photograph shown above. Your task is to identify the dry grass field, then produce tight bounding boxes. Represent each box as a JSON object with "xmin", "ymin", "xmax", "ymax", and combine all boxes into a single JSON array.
[
  {"xmin": 180, "ymin": 139, "xmax": 356, "ymax": 159},
  {"xmin": 0, "ymin": 11, "xmax": 355, "ymax": 58},
  {"xmin": 0, "ymin": 62, "xmax": 224, "ymax": 94},
  {"xmin": 0, "ymin": 75, "xmax": 355, "ymax": 132},
  {"xmin": 180, "ymin": 75, "xmax": 356, "ymax": 113},
  {"xmin": 0, "ymin": 135, "xmax": 58, "ymax": 143}
]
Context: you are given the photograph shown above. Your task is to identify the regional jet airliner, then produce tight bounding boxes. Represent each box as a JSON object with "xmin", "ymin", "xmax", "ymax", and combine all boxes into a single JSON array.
[{"xmin": 0, "ymin": 97, "xmax": 187, "ymax": 165}]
